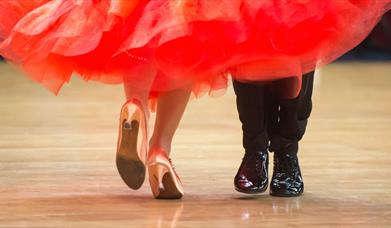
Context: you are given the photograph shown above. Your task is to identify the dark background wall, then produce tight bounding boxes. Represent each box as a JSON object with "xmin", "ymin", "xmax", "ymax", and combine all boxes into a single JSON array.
[{"xmin": 339, "ymin": 11, "xmax": 391, "ymax": 61}]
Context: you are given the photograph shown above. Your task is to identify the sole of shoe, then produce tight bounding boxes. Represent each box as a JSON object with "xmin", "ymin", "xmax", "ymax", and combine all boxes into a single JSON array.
[
  {"xmin": 269, "ymin": 189, "xmax": 304, "ymax": 197},
  {"xmin": 234, "ymin": 184, "xmax": 268, "ymax": 194},
  {"xmin": 116, "ymin": 119, "xmax": 146, "ymax": 190}
]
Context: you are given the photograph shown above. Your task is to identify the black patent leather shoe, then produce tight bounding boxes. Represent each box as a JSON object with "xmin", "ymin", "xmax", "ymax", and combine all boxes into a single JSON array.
[
  {"xmin": 270, "ymin": 143, "xmax": 304, "ymax": 197},
  {"xmin": 234, "ymin": 151, "xmax": 269, "ymax": 194}
]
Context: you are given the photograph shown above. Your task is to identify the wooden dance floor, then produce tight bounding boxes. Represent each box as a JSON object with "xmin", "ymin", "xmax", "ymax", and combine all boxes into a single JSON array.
[{"xmin": 0, "ymin": 62, "xmax": 390, "ymax": 227}]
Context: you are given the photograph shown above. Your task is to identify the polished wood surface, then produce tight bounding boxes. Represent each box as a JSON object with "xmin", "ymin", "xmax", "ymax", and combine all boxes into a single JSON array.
[{"xmin": 0, "ymin": 62, "xmax": 390, "ymax": 227}]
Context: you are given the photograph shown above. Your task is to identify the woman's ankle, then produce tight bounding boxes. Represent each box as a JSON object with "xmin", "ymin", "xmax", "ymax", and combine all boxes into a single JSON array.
[{"xmin": 149, "ymin": 137, "xmax": 172, "ymax": 156}]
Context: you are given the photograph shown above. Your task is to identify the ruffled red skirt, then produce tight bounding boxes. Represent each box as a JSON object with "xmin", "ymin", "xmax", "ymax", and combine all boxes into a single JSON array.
[{"xmin": 1, "ymin": 0, "xmax": 390, "ymax": 98}]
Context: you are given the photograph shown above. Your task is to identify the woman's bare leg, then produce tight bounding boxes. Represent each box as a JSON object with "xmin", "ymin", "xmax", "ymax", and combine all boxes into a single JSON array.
[
  {"xmin": 147, "ymin": 87, "xmax": 191, "ymax": 199},
  {"xmin": 149, "ymin": 87, "xmax": 192, "ymax": 156}
]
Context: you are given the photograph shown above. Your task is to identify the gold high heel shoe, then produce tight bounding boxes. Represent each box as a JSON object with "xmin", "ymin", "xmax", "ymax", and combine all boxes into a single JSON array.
[
  {"xmin": 116, "ymin": 99, "xmax": 148, "ymax": 190},
  {"xmin": 148, "ymin": 148, "xmax": 184, "ymax": 199}
]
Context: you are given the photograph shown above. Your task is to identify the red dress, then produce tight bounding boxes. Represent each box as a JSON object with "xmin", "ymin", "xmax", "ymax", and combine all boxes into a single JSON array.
[{"xmin": 1, "ymin": 0, "xmax": 390, "ymax": 98}]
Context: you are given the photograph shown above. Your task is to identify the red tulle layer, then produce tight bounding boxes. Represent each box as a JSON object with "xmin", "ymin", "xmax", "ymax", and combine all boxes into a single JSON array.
[{"xmin": 0, "ymin": 0, "xmax": 390, "ymax": 98}]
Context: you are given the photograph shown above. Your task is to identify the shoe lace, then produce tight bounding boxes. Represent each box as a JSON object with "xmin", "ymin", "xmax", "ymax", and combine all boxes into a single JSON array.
[
  {"xmin": 243, "ymin": 152, "xmax": 266, "ymax": 172},
  {"xmin": 169, "ymin": 158, "xmax": 175, "ymax": 170},
  {"xmin": 274, "ymin": 153, "xmax": 298, "ymax": 177}
]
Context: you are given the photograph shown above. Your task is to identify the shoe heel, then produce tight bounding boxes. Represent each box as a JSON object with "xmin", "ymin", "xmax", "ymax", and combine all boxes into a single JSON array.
[
  {"xmin": 148, "ymin": 149, "xmax": 183, "ymax": 199},
  {"xmin": 116, "ymin": 99, "xmax": 148, "ymax": 190}
]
